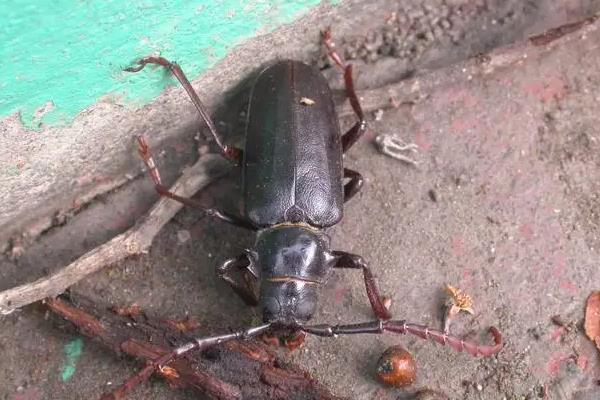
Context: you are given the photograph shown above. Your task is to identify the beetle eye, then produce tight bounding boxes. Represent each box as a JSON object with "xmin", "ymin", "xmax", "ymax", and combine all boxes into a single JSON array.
[
  {"xmin": 296, "ymin": 289, "xmax": 317, "ymax": 321},
  {"xmin": 300, "ymin": 236, "xmax": 312, "ymax": 247},
  {"xmin": 261, "ymin": 296, "xmax": 281, "ymax": 322},
  {"xmin": 244, "ymin": 249, "xmax": 258, "ymax": 262}
]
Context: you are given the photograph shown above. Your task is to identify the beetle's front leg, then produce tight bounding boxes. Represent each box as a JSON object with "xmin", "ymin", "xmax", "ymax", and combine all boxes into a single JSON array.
[
  {"xmin": 216, "ymin": 253, "xmax": 259, "ymax": 306},
  {"xmin": 331, "ymin": 251, "xmax": 392, "ymax": 320}
]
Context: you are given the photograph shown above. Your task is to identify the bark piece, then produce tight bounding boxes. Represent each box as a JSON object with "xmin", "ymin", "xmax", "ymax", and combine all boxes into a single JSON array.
[{"xmin": 45, "ymin": 296, "xmax": 345, "ymax": 400}]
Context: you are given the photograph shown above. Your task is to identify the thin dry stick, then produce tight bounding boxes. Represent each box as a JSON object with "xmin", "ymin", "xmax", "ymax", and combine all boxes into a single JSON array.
[{"xmin": 0, "ymin": 154, "xmax": 230, "ymax": 315}]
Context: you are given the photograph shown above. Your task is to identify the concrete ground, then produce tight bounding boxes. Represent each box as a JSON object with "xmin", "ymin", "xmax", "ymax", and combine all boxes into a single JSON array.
[{"xmin": 2, "ymin": 2, "xmax": 600, "ymax": 400}]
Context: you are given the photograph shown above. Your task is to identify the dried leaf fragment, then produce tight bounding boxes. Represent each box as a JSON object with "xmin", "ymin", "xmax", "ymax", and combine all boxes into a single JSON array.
[
  {"xmin": 584, "ymin": 291, "xmax": 600, "ymax": 350},
  {"xmin": 158, "ymin": 365, "xmax": 180, "ymax": 379},
  {"xmin": 164, "ymin": 316, "xmax": 200, "ymax": 333},
  {"xmin": 374, "ymin": 134, "xmax": 419, "ymax": 165},
  {"xmin": 445, "ymin": 284, "xmax": 474, "ymax": 315},
  {"xmin": 300, "ymin": 97, "xmax": 315, "ymax": 106},
  {"xmin": 281, "ymin": 331, "xmax": 306, "ymax": 352},
  {"xmin": 111, "ymin": 303, "xmax": 142, "ymax": 317},
  {"xmin": 381, "ymin": 295, "xmax": 393, "ymax": 311},
  {"xmin": 443, "ymin": 284, "xmax": 474, "ymax": 333}
]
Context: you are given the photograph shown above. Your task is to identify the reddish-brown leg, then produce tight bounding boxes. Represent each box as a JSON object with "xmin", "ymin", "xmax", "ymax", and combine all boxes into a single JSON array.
[
  {"xmin": 331, "ymin": 251, "xmax": 392, "ymax": 320},
  {"xmin": 322, "ymin": 29, "xmax": 366, "ymax": 153},
  {"xmin": 137, "ymin": 135, "xmax": 255, "ymax": 230},
  {"xmin": 125, "ymin": 56, "xmax": 242, "ymax": 163}
]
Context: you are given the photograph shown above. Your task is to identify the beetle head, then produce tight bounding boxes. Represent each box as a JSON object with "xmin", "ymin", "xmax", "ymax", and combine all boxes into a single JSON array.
[{"xmin": 253, "ymin": 225, "xmax": 331, "ymax": 325}]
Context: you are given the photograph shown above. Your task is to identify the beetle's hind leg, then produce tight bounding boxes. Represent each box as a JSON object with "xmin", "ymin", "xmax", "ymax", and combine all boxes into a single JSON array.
[
  {"xmin": 216, "ymin": 253, "xmax": 259, "ymax": 306},
  {"xmin": 137, "ymin": 135, "xmax": 255, "ymax": 230},
  {"xmin": 322, "ymin": 29, "xmax": 366, "ymax": 153},
  {"xmin": 125, "ymin": 56, "xmax": 242, "ymax": 163}
]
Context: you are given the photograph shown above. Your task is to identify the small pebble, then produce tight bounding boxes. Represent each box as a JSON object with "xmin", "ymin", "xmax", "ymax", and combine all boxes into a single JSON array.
[
  {"xmin": 198, "ymin": 144, "xmax": 210, "ymax": 156},
  {"xmin": 300, "ymin": 97, "xmax": 315, "ymax": 106},
  {"xmin": 428, "ymin": 189, "xmax": 437, "ymax": 202},
  {"xmin": 177, "ymin": 229, "xmax": 191, "ymax": 244}
]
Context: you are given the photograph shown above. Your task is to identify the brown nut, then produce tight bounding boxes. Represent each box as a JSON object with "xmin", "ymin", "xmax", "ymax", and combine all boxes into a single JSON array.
[{"xmin": 376, "ymin": 346, "xmax": 416, "ymax": 387}]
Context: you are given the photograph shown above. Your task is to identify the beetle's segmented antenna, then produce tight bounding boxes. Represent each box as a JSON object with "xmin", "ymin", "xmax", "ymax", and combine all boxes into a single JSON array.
[
  {"xmin": 101, "ymin": 323, "xmax": 272, "ymax": 400},
  {"xmin": 302, "ymin": 320, "xmax": 503, "ymax": 357}
]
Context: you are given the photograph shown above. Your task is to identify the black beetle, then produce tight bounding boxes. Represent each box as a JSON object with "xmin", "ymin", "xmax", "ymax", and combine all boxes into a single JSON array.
[{"xmin": 115, "ymin": 30, "xmax": 502, "ymax": 395}]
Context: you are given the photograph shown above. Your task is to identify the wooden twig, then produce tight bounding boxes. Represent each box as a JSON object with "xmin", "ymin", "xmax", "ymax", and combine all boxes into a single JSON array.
[
  {"xmin": 0, "ymin": 155, "xmax": 230, "ymax": 315},
  {"xmin": 45, "ymin": 296, "xmax": 345, "ymax": 400}
]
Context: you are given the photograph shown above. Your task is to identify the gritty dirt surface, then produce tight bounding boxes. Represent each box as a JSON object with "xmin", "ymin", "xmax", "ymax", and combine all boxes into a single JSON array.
[{"xmin": 3, "ymin": 2, "xmax": 600, "ymax": 400}]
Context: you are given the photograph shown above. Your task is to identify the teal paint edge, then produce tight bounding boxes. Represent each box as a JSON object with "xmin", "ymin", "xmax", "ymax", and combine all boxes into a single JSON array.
[
  {"xmin": 61, "ymin": 338, "xmax": 84, "ymax": 382},
  {"xmin": 0, "ymin": 0, "xmax": 339, "ymax": 130}
]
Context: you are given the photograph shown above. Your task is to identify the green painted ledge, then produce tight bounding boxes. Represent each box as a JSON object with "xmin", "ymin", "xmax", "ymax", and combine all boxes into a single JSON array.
[{"xmin": 0, "ymin": 0, "xmax": 338, "ymax": 129}]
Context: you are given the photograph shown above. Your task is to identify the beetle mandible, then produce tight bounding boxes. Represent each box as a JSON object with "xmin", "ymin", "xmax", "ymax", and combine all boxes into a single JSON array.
[{"xmin": 120, "ymin": 30, "xmax": 502, "ymax": 388}]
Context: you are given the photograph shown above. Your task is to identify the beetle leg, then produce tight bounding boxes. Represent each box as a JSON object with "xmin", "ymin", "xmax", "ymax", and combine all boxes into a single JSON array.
[
  {"xmin": 137, "ymin": 135, "xmax": 255, "ymax": 230},
  {"xmin": 302, "ymin": 321, "xmax": 503, "ymax": 357},
  {"xmin": 341, "ymin": 117, "xmax": 367, "ymax": 153},
  {"xmin": 216, "ymin": 253, "xmax": 259, "ymax": 306},
  {"xmin": 125, "ymin": 56, "xmax": 242, "ymax": 163},
  {"xmin": 343, "ymin": 168, "xmax": 363, "ymax": 202},
  {"xmin": 322, "ymin": 29, "xmax": 366, "ymax": 153},
  {"xmin": 331, "ymin": 251, "xmax": 392, "ymax": 320}
]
